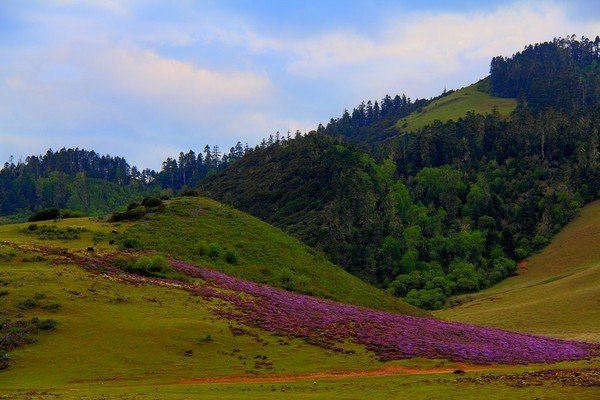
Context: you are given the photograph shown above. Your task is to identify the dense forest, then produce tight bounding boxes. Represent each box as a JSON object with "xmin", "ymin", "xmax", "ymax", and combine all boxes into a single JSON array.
[
  {"xmin": 202, "ymin": 36, "xmax": 600, "ymax": 309},
  {"xmin": 0, "ymin": 141, "xmax": 255, "ymax": 216}
]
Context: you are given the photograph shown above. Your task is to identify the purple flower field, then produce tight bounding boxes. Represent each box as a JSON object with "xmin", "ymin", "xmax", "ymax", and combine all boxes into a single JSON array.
[
  {"xmin": 168, "ymin": 260, "xmax": 599, "ymax": 365},
  {"xmin": 12, "ymin": 241, "xmax": 595, "ymax": 367}
]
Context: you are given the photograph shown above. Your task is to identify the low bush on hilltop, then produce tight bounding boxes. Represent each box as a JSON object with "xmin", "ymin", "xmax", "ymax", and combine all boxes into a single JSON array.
[
  {"xmin": 28, "ymin": 208, "xmax": 85, "ymax": 222},
  {"xmin": 108, "ymin": 197, "xmax": 165, "ymax": 222}
]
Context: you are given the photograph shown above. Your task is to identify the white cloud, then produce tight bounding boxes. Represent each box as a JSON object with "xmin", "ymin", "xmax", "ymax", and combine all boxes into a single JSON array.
[{"xmin": 284, "ymin": 2, "xmax": 600, "ymax": 97}]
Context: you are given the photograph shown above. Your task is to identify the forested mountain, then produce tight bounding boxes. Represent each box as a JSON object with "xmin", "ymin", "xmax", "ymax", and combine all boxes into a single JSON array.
[{"xmin": 201, "ymin": 36, "xmax": 600, "ymax": 309}]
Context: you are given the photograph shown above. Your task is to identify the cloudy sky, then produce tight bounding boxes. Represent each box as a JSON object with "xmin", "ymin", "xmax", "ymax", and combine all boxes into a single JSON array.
[{"xmin": 1, "ymin": 0, "xmax": 598, "ymax": 169}]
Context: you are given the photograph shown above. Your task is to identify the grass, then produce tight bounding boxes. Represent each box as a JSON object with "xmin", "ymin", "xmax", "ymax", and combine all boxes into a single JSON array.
[
  {"xmin": 118, "ymin": 196, "xmax": 423, "ymax": 315},
  {"xmin": 0, "ymin": 213, "xmax": 598, "ymax": 399},
  {"xmin": 436, "ymin": 200, "xmax": 600, "ymax": 342},
  {"xmin": 394, "ymin": 79, "xmax": 517, "ymax": 133},
  {"xmin": 0, "ymin": 253, "xmax": 385, "ymax": 390}
]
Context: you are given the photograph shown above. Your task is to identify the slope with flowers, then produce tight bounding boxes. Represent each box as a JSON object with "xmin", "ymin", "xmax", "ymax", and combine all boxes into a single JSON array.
[{"xmin": 0, "ymin": 199, "xmax": 598, "ymax": 399}]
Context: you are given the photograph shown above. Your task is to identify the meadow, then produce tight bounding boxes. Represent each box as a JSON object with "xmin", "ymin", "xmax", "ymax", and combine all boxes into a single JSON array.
[{"xmin": 393, "ymin": 80, "xmax": 517, "ymax": 133}]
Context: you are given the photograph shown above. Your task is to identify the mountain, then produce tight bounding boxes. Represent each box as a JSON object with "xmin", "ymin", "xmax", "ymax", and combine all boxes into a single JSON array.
[
  {"xmin": 201, "ymin": 36, "xmax": 599, "ymax": 309},
  {"xmin": 437, "ymin": 200, "xmax": 600, "ymax": 342}
]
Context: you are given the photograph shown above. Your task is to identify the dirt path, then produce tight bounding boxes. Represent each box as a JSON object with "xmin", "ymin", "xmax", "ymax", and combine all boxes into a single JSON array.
[{"xmin": 179, "ymin": 363, "xmax": 497, "ymax": 385}]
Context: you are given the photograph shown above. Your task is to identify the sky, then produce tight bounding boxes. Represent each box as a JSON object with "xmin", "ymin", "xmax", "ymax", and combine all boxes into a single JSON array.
[{"xmin": 0, "ymin": 0, "xmax": 598, "ymax": 169}]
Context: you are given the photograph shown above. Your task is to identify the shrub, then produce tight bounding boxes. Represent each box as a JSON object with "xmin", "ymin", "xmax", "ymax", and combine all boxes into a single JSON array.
[
  {"xmin": 141, "ymin": 196, "xmax": 163, "ymax": 208},
  {"xmin": 180, "ymin": 188, "xmax": 200, "ymax": 197},
  {"xmin": 115, "ymin": 254, "xmax": 188, "ymax": 282},
  {"xmin": 60, "ymin": 209, "xmax": 85, "ymax": 219},
  {"xmin": 17, "ymin": 298, "xmax": 39, "ymax": 310},
  {"xmin": 38, "ymin": 319, "xmax": 58, "ymax": 331},
  {"xmin": 405, "ymin": 288, "xmax": 446, "ymax": 310},
  {"xmin": 23, "ymin": 226, "xmax": 87, "ymax": 240},
  {"xmin": 225, "ymin": 249, "xmax": 238, "ymax": 264},
  {"xmin": 108, "ymin": 206, "xmax": 146, "ymax": 222},
  {"xmin": 0, "ymin": 290, "xmax": 9, "ymax": 296},
  {"xmin": 28, "ymin": 208, "xmax": 60, "ymax": 222},
  {"xmin": 0, "ymin": 251, "xmax": 15, "ymax": 261},
  {"xmin": 121, "ymin": 237, "xmax": 140, "ymax": 249},
  {"xmin": 207, "ymin": 244, "xmax": 221, "ymax": 259},
  {"xmin": 41, "ymin": 302, "xmax": 61, "ymax": 312}
]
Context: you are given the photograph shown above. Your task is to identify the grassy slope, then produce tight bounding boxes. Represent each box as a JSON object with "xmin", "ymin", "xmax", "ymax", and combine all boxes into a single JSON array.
[
  {"xmin": 394, "ymin": 80, "xmax": 516, "ymax": 133},
  {"xmin": 437, "ymin": 200, "xmax": 600, "ymax": 342},
  {"xmin": 0, "ymin": 210, "xmax": 598, "ymax": 399},
  {"xmin": 119, "ymin": 197, "xmax": 422, "ymax": 315}
]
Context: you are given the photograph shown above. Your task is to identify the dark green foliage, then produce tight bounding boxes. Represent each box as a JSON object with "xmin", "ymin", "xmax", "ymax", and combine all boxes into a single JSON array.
[
  {"xmin": 113, "ymin": 255, "xmax": 188, "ymax": 282},
  {"xmin": 120, "ymin": 238, "xmax": 140, "ymax": 249},
  {"xmin": 490, "ymin": 36, "xmax": 599, "ymax": 110},
  {"xmin": 22, "ymin": 225, "xmax": 87, "ymax": 240},
  {"xmin": 141, "ymin": 196, "xmax": 163, "ymax": 208},
  {"xmin": 0, "ymin": 251, "xmax": 15, "ymax": 261},
  {"xmin": 28, "ymin": 208, "xmax": 60, "ymax": 222},
  {"xmin": 207, "ymin": 244, "xmax": 221, "ymax": 259},
  {"xmin": 0, "ymin": 290, "xmax": 9, "ymax": 297},
  {"xmin": 225, "ymin": 249, "xmax": 238, "ymax": 264},
  {"xmin": 17, "ymin": 298, "xmax": 39, "ymax": 310},
  {"xmin": 41, "ymin": 303, "xmax": 61, "ymax": 312},
  {"xmin": 180, "ymin": 188, "xmax": 200, "ymax": 197},
  {"xmin": 0, "ymin": 317, "xmax": 58, "ymax": 370},
  {"xmin": 108, "ymin": 206, "xmax": 146, "ymax": 222}
]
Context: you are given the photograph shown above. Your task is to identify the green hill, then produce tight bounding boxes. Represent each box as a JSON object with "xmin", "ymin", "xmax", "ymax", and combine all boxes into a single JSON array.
[
  {"xmin": 117, "ymin": 196, "xmax": 421, "ymax": 314},
  {"xmin": 393, "ymin": 80, "xmax": 516, "ymax": 133},
  {"xmin": 0, "ymin": 197, "xmax": 420, "ymax": 315},
  {"xmin": 436, "ymin": 200, "xmax": 600, "ymax": 342}
]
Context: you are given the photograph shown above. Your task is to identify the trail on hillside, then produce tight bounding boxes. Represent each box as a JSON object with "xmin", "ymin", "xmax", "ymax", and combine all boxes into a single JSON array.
[{"xmin": 178, "ymin": 363, "xmax": 496, "ymax": 385}]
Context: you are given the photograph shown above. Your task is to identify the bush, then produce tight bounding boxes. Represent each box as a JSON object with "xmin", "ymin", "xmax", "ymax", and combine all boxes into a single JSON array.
[
  {"xmin": 225, "ymin": 249, "xmax": 238, "ymax": 264},
  {"xmin": 121, "ymin": 237, "xmax": 140, "ymax": 249},
  {"xmin": 0, "ymin": 290, "xmax": 9, "ymax": 296},
  {"xmin": 38, "ymin": 319, "xmax": 58, "ymax": 330},
  {"xmin": 17, "ymin": 298, "xmax": 39, "ymax": 310},
  {"xmin": 115, "ymin": 254, "xmax": 188, "ymax": 282},
  {"xmin": 207, "ymin": 244, "xmax": 221, "ymax": 259},
  {"xmin": 141, "ymin": 196, "xmax": 163, "ymax": 208},
  {"xmin": 28, "ymin": 208, "xmax": 60, "ymax": 222},
  {"xmin": 180, "ymin": 188, "xmax": 200, "ymax": 197},
  {"xmin": 60, "ymin": 209, "xmax": 85, "ymax": 219},
  {"xmin": 405, "ymin": 288, "xmax": 446, "ymax": 310},
  {"xmin": 108, "ymin": 206, "xmax": 146, "ymax": 222},
  {"xmin": 41, "ymin": 302, "xmax": 61, "ymax": 312},
  {"xmin": 0, "ymin": 251, "xmax": 15, "ymax": 261},
  {"xmin": 23, "ymin": 225, "xmax": 87, "ymax": 240}
]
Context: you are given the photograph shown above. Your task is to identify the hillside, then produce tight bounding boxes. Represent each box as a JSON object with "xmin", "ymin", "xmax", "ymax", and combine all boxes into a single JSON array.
[
  {"xmin": 201, "ymin": 37, "xmax": 599, "ymax": 311},
  {"xmin": 393, "ymin": 80, "xmax": 516, "ymax": 133},
  {"xmin": 0, "ymin": 214, "xmax": 598, "ymax": 399},
  {"xmin": 436, "ymin": 200, "xmax": 600, "ymax": 342},
  {"xmin": 117, "ymin": 196, "xmax": 420, "ymax": 314}
]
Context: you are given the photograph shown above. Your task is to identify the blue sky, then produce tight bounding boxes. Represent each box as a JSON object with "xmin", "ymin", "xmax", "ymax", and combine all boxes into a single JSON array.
[{"xmin": 1, "ymin": 1, "xmax": 598, "ymax": 169}]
